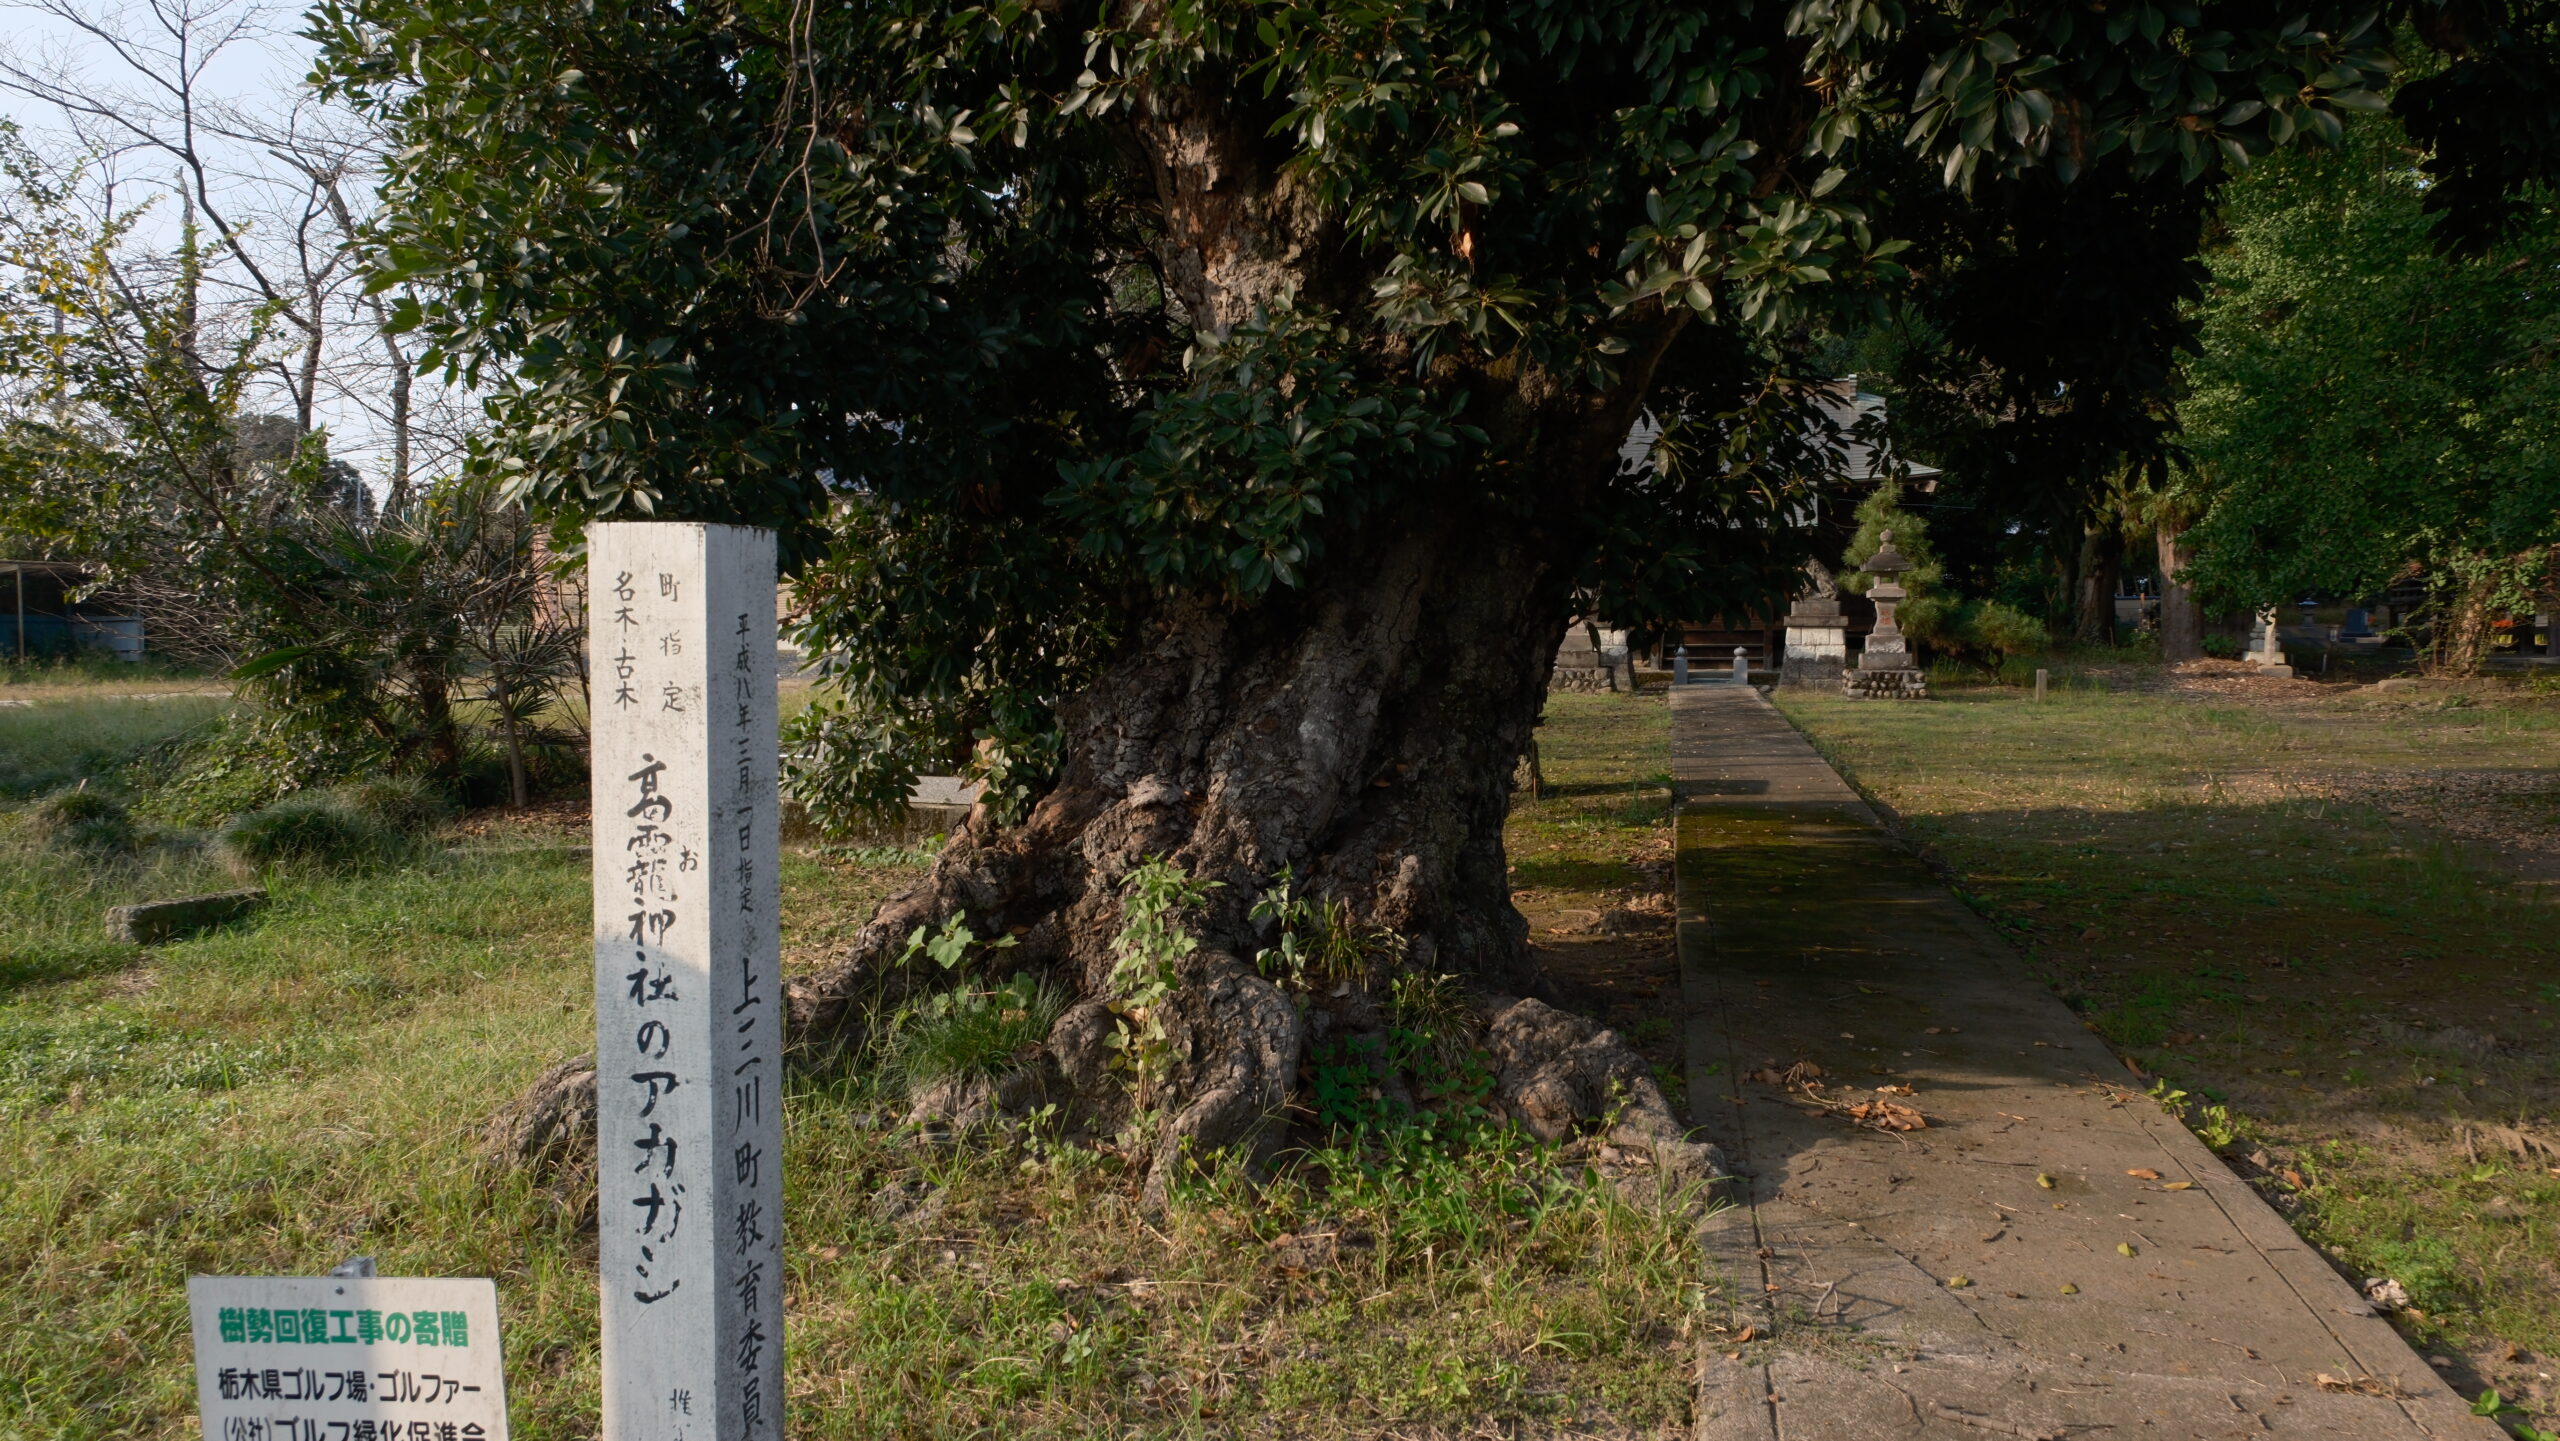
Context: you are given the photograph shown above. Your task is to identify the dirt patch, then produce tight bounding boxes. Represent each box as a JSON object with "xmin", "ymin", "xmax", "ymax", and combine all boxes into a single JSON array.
[{"xmin": 446, "ymin": 797, "xmax": 588, "ymax": 843}]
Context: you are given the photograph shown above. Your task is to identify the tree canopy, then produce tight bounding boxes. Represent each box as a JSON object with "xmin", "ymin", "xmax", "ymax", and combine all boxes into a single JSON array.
[
  {"xmin": 2177, "ymin": 104, "xmax": 2560, "ymax": 660},
  {"xmin": 310, "ymin": 0, "xmax": 2560, "ymax": 811}
]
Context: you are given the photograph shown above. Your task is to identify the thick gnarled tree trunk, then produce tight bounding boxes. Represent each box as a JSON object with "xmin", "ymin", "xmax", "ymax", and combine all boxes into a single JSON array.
[
  {"xmin": 779, "ymin": 77, "xmax": 1698, "ymax": 1197},
  {"xmin": 499, "ymin": 67, "xmax": 1700, "ymax": 1201},
  {"xmin": 792, "ymin": 494, "xmax": 1595, "ymax": 1188}
]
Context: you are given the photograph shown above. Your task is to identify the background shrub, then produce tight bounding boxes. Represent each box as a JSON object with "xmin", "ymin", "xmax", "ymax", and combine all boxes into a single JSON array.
[
  {"xmin": 1963, "ymin": 600, "xmax": 2049, "ymax": 659},
  {"xmin": 34, "ymin": 785, "xmax": 137, "ymax": 855}
]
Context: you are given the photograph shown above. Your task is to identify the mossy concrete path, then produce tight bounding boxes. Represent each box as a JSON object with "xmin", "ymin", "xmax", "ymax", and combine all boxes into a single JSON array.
[{"xmin": 1672, "ymin": 682, "xmax": 2496, "ymax": 1441}]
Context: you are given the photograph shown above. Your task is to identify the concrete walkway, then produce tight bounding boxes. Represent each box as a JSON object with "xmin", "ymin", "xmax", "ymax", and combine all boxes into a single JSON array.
[{"xmin": 1672, "ymin": 683, "xmax": 2497, "ymax": 1440}]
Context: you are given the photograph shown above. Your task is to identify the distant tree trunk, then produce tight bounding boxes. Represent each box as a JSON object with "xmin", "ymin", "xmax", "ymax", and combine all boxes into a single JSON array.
[
  {"xmin": 2155, "ymin": 523, "xmax": 2203, "ymax": 661},
  {"xmin": 2431, "ymin": 578, "xmax": 2494, "ymax": 676},
  {"xmin": 381, "ymin": 314, "xmax": 414, "ymax": 513},
  {"xmin": 409, "ymin": 655, "xmax": 465, "ymax": 780},
  {"xmin": 494, "ymin": 668, "xmax": 529, "ymax": 807},
  {"xmin": 2074, "ymin": 525, "xmax": 2122, "ymax": 646},
  {"xmin": 296, "ymin": 278, "xmax": 325, "ymax": 433},
  {"xmin": 2427, "ymin": 555, "xmax": 2536, "ymax": 677}
]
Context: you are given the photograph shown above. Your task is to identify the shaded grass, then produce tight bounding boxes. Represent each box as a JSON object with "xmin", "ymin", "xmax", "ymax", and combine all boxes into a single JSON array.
[
  {"xmin": 776, "ymin": 1099, "xmax": 1702, "ymax": 1439},
  {"xmin": 1774, "ymin": 674, "xmax": 2560, "ymax": 1405}
]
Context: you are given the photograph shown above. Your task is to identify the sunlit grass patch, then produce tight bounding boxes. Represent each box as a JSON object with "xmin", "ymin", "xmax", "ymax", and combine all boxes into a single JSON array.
[
  {"xmin": 777, "ymin": 1081, "xmax": 1706, "ymax": 1440},
  {"xmin": 0, "ymin": 685, "xmax": 1706, "ymax": 1440}
]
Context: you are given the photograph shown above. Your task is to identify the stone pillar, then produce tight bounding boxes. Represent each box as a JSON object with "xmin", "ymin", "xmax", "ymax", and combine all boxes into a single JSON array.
[
  {"xmin": 1844, "ymin": 531, "xmax": 1928, "ymax": 700},
  {"xmin": 1781, "ymin": 593, "xmax": 1848, "ymax": 686},
  {"xmin": 2245, "ymin": 604, "xmax": 2293, "ymax": 677},
  {"xmin": 590, "ymin": 523, "xmax": 784, "ymax": 1441}
]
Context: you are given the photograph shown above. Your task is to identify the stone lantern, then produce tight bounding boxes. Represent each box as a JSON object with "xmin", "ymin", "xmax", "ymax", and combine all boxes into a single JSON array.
[{"xmin": 1845, "ymin": 530, "xmax": 1928, "ymax": 700}]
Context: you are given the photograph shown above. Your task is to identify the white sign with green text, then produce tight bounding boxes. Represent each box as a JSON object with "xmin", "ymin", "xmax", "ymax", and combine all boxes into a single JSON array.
[{"xmin": 186, "ymin": 1275, "xmax": 508, "ymax": 1441}]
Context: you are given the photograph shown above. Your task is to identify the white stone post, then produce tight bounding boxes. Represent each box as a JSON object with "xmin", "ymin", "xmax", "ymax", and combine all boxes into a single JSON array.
[
  {"xmin": 589, "ymin": 523, "xmax": 782, "ymax": 1441},
  {"xmin": 2246, "ymin": 604, "xmax": 2294, "ymax": 677}
]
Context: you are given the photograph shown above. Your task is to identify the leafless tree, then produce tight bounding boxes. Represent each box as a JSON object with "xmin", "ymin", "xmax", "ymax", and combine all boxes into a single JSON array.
[{"xmin": 0, "ymin": 0, "xmax": 467, "ymax": 499}]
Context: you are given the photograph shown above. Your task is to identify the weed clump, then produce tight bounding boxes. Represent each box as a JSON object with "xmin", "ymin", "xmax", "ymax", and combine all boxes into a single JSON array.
[
  {"xmin": 334, "ymin": 774, "xmax": 458, "ymax": 835},
  {"xmin": 218, "ymin": 794, "xmax": 399, "ymax": 871},
  {"xmin": 33, "ymin": 785, "xmax": 137, "ymax": 854},
  {"xmin": 889, "ymin": 974, "xmax": 1066, "ymax": 1091}
]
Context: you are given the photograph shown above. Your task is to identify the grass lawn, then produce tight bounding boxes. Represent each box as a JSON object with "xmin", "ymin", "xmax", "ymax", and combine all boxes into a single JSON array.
[
  {"xmin": 1775, "ymin": 666, "xmax": 2560, "ymax": 1407},
  {"xmin": 1, "ymin": 685, "xmax": 1703, "ymax": 1440}
]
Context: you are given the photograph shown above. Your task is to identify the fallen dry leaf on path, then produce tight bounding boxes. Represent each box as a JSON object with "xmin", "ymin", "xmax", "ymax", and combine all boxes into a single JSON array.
[
  {"xmin": 2125, "ymin": 1168, "xmax": 2162, "ymax": 1180},
  {"xmin": 2314, "ymin": 1374, "xmax": 2412, "ymax": 1399},
  {"xmin": 1845, "ymin": 1098, "xmax": 1928, "ymax": 1131},
  {"xmin": 1748, "ymin": 1060, "xmax": 1828, "ymax": 1088},
  {"xmin": 1269, "ymin": 1231, "xmax": 1340, "ymax": 1272}
]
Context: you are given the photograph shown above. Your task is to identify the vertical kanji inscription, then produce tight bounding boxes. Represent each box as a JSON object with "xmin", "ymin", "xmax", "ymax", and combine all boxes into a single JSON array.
[{"xmin": 589, "ymin": 523, "xmax": 781, "ymax": 1441}]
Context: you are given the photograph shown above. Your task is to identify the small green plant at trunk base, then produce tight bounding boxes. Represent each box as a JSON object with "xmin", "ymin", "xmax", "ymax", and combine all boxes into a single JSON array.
[
  {"xmin": 1250, "ymin": 864, "xmax": 1402, "ymax": 992},
  {"xmin": 897, "ymin": 910, "xmax": 1018, "ymax": 971},
  {"xmin": 1108, "ymin": 858, "xmax": 1220, "ymax": 1088}
]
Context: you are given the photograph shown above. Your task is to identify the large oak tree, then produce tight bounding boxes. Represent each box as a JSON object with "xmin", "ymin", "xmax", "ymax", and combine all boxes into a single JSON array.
[{"xmin": 318, "ymin": 0, "xmax": 2558, "ymax": 1184}]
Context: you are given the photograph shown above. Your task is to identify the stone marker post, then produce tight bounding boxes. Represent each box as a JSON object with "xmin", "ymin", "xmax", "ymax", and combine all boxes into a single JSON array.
[
  {"xmin": 589, "ymin": 523, "xmax": 783, "ymax": 1441},
  {"xmin": 1731, "ymin": 647, "xmax": 1749, "ymax": 685}
]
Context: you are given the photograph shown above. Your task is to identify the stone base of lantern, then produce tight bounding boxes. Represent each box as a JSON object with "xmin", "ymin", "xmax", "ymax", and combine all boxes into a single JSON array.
[{"xmin": 1844, "ymin": 667, "xmax": 1929, "ymax": 701}]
